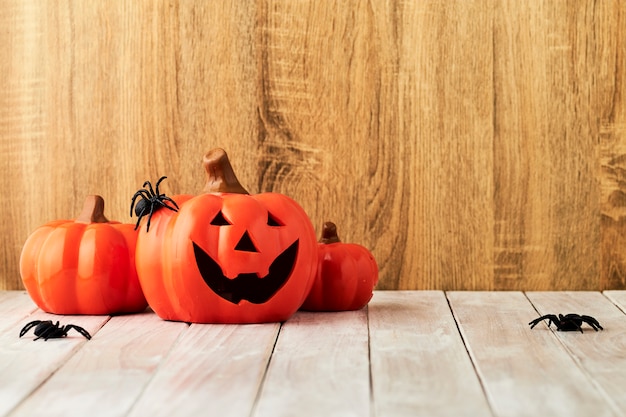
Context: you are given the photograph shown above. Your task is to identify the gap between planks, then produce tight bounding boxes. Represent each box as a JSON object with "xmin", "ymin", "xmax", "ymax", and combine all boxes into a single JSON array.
[
  {"xmin": 369, "ymin": 291, "xmax": 491, "ymax": 417},
  {"xmin": 2, "ymin": 291, "xmax": 626, "ymax": 417}
]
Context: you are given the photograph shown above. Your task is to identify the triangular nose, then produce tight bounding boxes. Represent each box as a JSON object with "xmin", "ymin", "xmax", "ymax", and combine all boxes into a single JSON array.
[{"xmin": 235, "ymin": 231, "xmax": 259, "ymax": 252}]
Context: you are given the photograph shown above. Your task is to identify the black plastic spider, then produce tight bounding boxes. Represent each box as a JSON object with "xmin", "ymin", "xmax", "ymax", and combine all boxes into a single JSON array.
[
  {"xmin": 528, "ymin": 313, "xmax": 603, "ymax": 333},
  {"xmin": 19, "ymin": 320, "xmax": 92, "ymax": 341},
  {"xmin": 130, "ymin": 176, "xmax": 179, "ymax": 232}
]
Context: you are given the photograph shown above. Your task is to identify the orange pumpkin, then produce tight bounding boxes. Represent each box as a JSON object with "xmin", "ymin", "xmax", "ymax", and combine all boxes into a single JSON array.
[
  {"xmin": 134, "ymin": 148, "xmax": 318, "ymax": 324},
  {"xmin": 301, "ymin": 222, "xmax": 378, "ymax": 311},
  {"xmin": 20, "ymin": 195, "xmax": 147, "ymax": 315}
]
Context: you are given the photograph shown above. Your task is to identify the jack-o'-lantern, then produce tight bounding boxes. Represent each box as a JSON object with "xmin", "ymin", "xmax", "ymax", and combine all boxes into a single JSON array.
[
  {"xmin": 301, "ymin": 221, "xmax": 378, "ymax": 311},
  {"xmin": 20, "ymin": 195, "xmax": 147, "ymax": 315},
  {"xmin": 133, "ymin": 148, "xmax": 318, "ymax": 323}
]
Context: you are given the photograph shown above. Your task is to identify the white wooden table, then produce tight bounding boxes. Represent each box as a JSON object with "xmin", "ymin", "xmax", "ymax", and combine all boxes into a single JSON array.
[{"xmin": 1, "ymin": 290, "xmax": 626, "ymax": 417}]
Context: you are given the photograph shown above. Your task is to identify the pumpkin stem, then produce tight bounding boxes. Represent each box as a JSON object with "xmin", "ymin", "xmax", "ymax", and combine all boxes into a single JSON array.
[
  {"xmin": 320, "ymin": 221, "xmax": 341, "ymax": 244},
  {"xmin": 76, "ymin": 195, "xmax": 109, "ymax": 224},
  {"xmin": 202, "ymin": 148, "xmax": 249, "ymax": 194}
]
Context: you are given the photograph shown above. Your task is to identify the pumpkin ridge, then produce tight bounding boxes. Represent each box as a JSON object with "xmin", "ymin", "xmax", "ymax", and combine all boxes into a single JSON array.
[
  {"xmin": 19, "ymin": 225, "xmax": 59, "ymax": 310},
  {"xmin": 41, "ymin": 222, "xmax": 86, "ymax": 313}
]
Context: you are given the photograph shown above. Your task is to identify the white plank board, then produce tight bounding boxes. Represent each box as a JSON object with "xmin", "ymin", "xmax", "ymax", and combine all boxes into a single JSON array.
[
  {"xmin": 253, "ymin": 310, "xmax": 370, "ymax": 417},
  {"xmin": 604, "ymin": 290, "xmax": 626, "ymax": 313},
  {"xmin": 127, "ymin": 322, "xmax": 280, "ymax": 417},
  {"xmin": 368, "ymin": 291, "xmax": 492, "ymax": 417},
  {"xmin": 0, "ymin": 292, "xmax": 37, "ymax": 333},
  {"xmin": 447, "ymin": 291, "xmax": 615, "ymax": 417},
  {"xmin": 0, "ymin": 291, "xmax": 33, "ymax": 313},
  {"xmin": 10, "ymin": 310, "xmax": 187, "ymax": 417},
  {"xmin": 2, "ymin": 290, "xmax": 625, "ymax": 417},
  {"xmin": 527, "ymin": 291, "xmax": 626, "ymax": 416},
  {"xmin": 0, "ymin": 311, "xmax": 109, "ymax": 417}
]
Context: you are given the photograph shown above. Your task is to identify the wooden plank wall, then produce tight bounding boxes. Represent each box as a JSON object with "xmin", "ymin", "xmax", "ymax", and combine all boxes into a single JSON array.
[{"xmin": 0, "ymin": 1, "xmax": 624, "ymax": 291}]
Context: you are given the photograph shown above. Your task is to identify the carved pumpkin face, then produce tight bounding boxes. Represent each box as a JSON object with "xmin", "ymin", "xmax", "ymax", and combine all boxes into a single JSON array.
[
  {"xmin": 134, "ymin": 149, "xmax": 317, "ymax": 324},
  {"xmin": 191, "ymin": 193, "xmax": 301, "ymax": 305}
]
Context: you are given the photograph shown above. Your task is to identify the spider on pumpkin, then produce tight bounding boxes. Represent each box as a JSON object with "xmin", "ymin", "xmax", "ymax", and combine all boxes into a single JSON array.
[
  {"xmin": 528, "ymin": 313, "xmax": 603, "ymax": 333},
  {"xmin": 130, "ymin": 176, "xmax": 179, "ymax": 232},
  {"xmin": 19, "ymin": 320, "xmax": 92, "ymax": 341}
]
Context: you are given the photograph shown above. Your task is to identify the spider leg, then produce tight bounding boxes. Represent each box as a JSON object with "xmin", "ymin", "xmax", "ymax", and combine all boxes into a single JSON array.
[
  {"xmin": 19, "ymin": 320, "xmax": 42, "ymax": 338},
  {"xmin": 159, "ymin": 195, "xmax": 179, "ymax": 211},
  {"xmin": 566, "ymin": 319, "xmax": 584, "ymax": 333},
  {"xmin": 134, "ymin": 213, "xmax": 145, "ymax": 230},
  {"xmin": 133, "ymin": 205, "xmax": 150, "ymax": 230},
  {"xmin": 529, "ymin": 314, "xmax": 559, "ymax": 329},
  {"xmin": 33, "ymin": 330, "xmax": 46, "ymax": 341},
  {"xmin": 142, "ymin": 180, "xmax": 156, "ymax": 197},
  {"xmin": 155, "ymin": 198, "xmax": 179, "ymax": 213},
  {"xmin": 35, "ymin": 322, "xmax": 61, "ymax": 341},
  {"xmin": 580, "ymin": 315, "xmax": 603, "ymax": 331},
  {"xmin": 154, "ymin": 176, "xmax": 168, "ymax": 196},
  {"xmin": 130, "ymin": 190, "xmax": 152, "ymax": 216},
  {"xmin": 548, "ymin": 314, "xmax": 580, "ymax": 332},
  {"xmin": 145, "ymin": 202, "xmax": 156, "ymax": 232},
  {"xmin": 131, "ymin": 189, "xmax": 152, "ymax": 200},
  {"xmin": 65, "ymin": 325, "xmax": 92, "ymax": 340}
]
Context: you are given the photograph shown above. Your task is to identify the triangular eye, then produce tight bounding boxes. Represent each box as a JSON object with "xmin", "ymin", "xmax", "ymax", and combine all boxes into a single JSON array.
[
  {"xmin": 210, "ymin": 211, "xmax": 231, "ymax": 226},
  {"xmin": 267, "ymin": 212, "xmax": 283, "ymax": 226}
]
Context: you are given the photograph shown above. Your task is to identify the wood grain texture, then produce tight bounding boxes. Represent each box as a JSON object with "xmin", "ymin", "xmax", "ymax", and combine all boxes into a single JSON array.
[
  {"xmin": 599, "ymin": 2, "xmax": 626, "ymax": 290},
  {"xmin": 1, "ymin": 1, "xmax": 625, "ymax": 291},
  {"xmin": 493, "ymin": 1, "xmax": 609, "ymax": 290}
]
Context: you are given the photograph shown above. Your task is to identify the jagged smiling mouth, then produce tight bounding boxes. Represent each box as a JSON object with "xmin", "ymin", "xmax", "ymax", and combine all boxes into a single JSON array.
[{"xmin": 192, "ymin": 240, "xmax": 299, "ymax": 304}]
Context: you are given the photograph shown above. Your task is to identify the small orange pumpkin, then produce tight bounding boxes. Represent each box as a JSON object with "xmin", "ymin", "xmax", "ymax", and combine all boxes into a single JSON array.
[
  {"xmin": 134, "ymin": 148, "xmax": 318, "ymax": 324},
  {"xmin": 20, "ymin": 195, "xmax": 147, "ymax": 315},
  {"xmin": 301, "ymin": 222, "xmax": 378, "ymax": 311}
]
